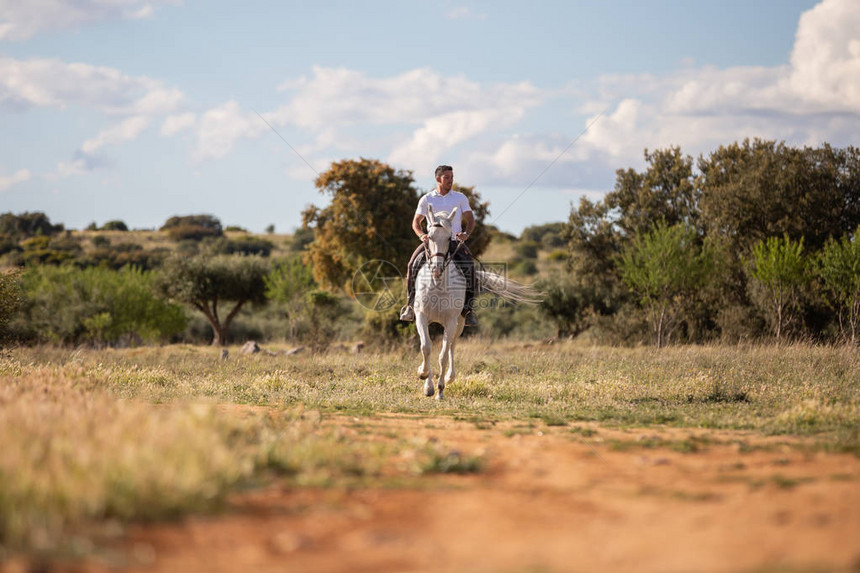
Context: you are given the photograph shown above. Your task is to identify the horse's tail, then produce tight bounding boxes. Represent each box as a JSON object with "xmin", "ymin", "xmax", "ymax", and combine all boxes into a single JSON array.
[{"xmin": 476, "ymin": 269, "xmax": 543, "ymax": 304}]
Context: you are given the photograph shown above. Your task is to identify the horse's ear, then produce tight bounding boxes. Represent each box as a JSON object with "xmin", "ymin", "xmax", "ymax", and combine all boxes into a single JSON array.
[
  {"xmin": 427, "ymin": 204, "xmax": 436, "ymax": 225},
  {"xmin": 449, "ymin": 207, "xmax": 459, "ymax": 222}
]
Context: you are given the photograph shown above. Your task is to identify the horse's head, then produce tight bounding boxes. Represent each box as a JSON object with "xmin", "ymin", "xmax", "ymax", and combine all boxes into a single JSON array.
[{"xmin": 426, "ymin": 205, "xmax": 458, "ymax": 279}]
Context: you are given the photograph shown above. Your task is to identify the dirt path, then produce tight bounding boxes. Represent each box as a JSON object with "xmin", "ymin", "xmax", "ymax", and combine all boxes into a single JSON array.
[{"xmin": 74, "ymin": 416, "xmax": 860, "ymax": 572}]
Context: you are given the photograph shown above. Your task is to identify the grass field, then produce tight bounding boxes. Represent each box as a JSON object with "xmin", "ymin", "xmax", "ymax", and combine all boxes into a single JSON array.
[{"xmin": 1, "ymin": 340, "xmax": 858, "ymax": 564}]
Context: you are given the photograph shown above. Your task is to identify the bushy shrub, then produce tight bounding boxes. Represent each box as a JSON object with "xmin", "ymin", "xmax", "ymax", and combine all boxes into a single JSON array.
[
  {"xmin": 360, "ymin": 306, "xmax": 413, "ymax": 348},
  {"xmin": 102, "ymin": 220, "xmax": 129, "ymax": 231},
  {"xmin": 0, "ymin": 212, "xmax": 64, "ymax": 239},
  {"xmin": 207, "ymin": 236, "xmax": 274, "ymax": 257},
  {"xmin": 164, "ymin": 224, "xmax": 222, "ymax": 241},
  {"xmin": 514, "ymin": 260, "xmax": 539, "ymax": 276},
  {"xmin": 521, "ymin": 222, "xmax": 566, "ymax": 245},
  {"xmin": 12, "ymin": 266, "xmax": 186, "ymax": 346},
  {"xmin": 76, "ymin": 243, "xmax": 159, "ymax": 271},
  {"xmin": 160, "ymin": 215, "xmax": 223, "ymax": 241},
  {"xmin": 289, "ymin": 227, "xmax": 315, "ymax": 253},
  {"xmin": 0, "ymin": 269, "xmax": 23, "ymax": 346},
  {"xmin": 513, "ymin": 241, "xmax": 540, "ymax": 260},
  {"xmin": 0, "ymin": 233, "xmax": 21, "ymax": 256},
  {"xmin": 17, "ymin": 235, "xmax": 82, "ymax": 266},
  {"xmin": 475, "ymin": 295, "xmax": 554, "ymax": 340},
  {"xmin": 91, "ymin": 235, "xmax": 111, "ymax": 248}
]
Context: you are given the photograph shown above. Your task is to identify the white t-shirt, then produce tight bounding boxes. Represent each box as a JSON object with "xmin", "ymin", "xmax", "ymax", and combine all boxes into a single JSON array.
[{"xmin": 416, "ymin": 190, "xmax": 472, "ymax": 235}]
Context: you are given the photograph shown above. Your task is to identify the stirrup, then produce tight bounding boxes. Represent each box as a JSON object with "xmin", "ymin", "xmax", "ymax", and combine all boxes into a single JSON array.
[{"xmin": 399, "ymin": 305, "xmax": 415, "ymax": 322}]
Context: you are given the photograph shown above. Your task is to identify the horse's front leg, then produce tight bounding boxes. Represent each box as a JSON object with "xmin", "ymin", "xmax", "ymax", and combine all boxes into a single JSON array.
[
  {"xmin": 437, "ymin": 315, "xmax": 461, "ymax": 400},
  {"xmin": 445, "ymin": 314, "xmax": 465, "ymax": 384},
  {"xmin": 416, "ymin": 314, "xmax": 434, "ymax": 397}
]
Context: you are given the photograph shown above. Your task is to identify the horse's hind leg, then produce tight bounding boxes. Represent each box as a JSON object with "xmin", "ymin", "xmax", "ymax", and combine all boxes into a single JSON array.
[
  {"xmin": 416, "ymin": 316, "xmax": 434, "ymax": 396},
  {"xmin": 445, "ymin": 315, "xmax": 464, "ymax": 386},
  {"xmin": 437, "ymin": 318, "xmax": 460, "ymax": 400}
]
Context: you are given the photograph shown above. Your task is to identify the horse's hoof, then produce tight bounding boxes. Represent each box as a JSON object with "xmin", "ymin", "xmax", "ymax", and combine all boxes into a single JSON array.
[
  {"xmin": 424, "ymin": 388, "xmax": 435, "ymax": 397},
  {"xmin": 436, "ymin": 392, "xmax": 445, "ymax": 401},
  {"xmin": 419, "ymin": 372, "xmax": 429, "ymax": 380}
]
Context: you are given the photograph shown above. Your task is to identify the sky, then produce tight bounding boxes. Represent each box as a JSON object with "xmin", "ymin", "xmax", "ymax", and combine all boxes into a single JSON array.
[{"xmin": 1, "ymin": 0, "xmax": 858, "ymax": 236}]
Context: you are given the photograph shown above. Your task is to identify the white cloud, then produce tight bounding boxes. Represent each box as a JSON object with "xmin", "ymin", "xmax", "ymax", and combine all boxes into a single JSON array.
[
  {"xmin": 48, "ymin": 152, "xmax": 111, "ymax": 179},
  {"xmin": 0, "ymin": 56, "xmax": 183, "ymax": 116},
  {"xmin": 0, "ymin": 168, "xmax": 31, "ymax": 191},
  {"xmin": 182, "ymin": 66, "xmax": 542, "ymax": 168},
  {"xmin": 0, "ymin": 0, "xmax": 177, "ymax": 42},
  {"xmin": 81, "ymin": 116, "xmax": 151, "ymax": 154},
  {"xmin": 389, "ymin": 107, "xmax": 528, "ymax": 168},
  {"xmin": 54, "ymin": 159, "xmax": 90, "ymax": 178},
  {"xmin": 529, "ymin": 0, "xmax": 860, "ymax": 172},
  {"xmin": 445, "ymin": 7, "xmax": 487, "ymax": 20},
  {"xmin": 160, "ymin": 112, "xmax": 196, "ymax": 136},
  {"xmin": 0, "ymin": 56, "xmax": 185, "ymax": 177},
  {"xmin": 129, "ymin": 4, "xmax": 155, "ymax": 19},
  {"xmin": 274, "ymin": 66, "xmax": 539, "ymax": 128},
  {"xmin": 789, "ymin": 0, "xmax": 860, "ymax": 110},
  {"xmin": 269, "ymin": 66, "xmax": 542, "ymax": 169},
  {"xmin": 193, "ymin": 101, "xmax": 267, "ymax": 161}
]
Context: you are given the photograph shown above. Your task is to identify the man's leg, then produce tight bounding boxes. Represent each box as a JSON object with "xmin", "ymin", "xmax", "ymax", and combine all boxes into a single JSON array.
[
  {"xmin": 399, "ymin": 244, "xmax": 426, "ymax": 321},
  {"xmin": 451, "ymin": 243, "xmax": 478, "ymax": 327}
]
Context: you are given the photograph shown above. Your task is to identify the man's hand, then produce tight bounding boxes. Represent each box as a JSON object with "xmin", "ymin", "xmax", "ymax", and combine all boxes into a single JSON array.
[{"xmin": 455, "ymin": 231, "xmax": 469, "ymax": 242}]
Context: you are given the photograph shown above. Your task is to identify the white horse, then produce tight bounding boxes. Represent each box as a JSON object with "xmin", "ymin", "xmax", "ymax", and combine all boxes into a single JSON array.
[{"xmin": 415, "ymin": 205, "xmax": 540, "ymax": 400}]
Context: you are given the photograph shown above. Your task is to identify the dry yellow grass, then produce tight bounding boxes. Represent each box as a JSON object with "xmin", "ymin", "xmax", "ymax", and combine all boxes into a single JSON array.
[
  {"xmin": 0, "ymin": 353, "xmax": 473, "ymax": 558},
  {"xmin": 1, "ymin": 341, "xmax": 858, "ymax": 561}
]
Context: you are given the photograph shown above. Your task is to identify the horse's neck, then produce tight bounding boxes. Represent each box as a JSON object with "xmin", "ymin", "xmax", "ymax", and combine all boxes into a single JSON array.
[{"xmin": 418, "ymin": 262, "xmax": 464, "ymax": 291}]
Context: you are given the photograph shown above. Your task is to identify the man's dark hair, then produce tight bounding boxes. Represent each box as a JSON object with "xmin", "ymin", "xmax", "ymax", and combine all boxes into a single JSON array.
[{"xmin": 435, "ymin": 165, "xmax": 453, "ymax": 178}]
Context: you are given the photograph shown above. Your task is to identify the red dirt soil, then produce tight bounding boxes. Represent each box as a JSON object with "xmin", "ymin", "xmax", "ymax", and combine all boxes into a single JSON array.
[{"xmin": 14, "ymin": 415, "xmax": 860, "ymax": 573}]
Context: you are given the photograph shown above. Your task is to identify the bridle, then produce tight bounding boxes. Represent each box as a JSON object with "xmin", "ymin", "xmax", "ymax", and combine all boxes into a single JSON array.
[{"xmin": 425, "ymin": 222, "xmax": 466, "ymax": 276}]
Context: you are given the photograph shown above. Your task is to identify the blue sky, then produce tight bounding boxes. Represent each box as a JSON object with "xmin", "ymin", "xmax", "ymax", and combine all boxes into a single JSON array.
[{"xmin": 1, "ymin": 0, "xmax": 858, "ymax": 235}]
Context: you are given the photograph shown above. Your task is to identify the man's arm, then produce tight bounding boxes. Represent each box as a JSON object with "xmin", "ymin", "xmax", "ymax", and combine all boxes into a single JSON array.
[
  {"xmin": 412, "ymin": 213, "xmax": 428, "ymax": 242},
  {"xmin": 456, "ymin": 210, "xmax": 475, "ymax": 241}
]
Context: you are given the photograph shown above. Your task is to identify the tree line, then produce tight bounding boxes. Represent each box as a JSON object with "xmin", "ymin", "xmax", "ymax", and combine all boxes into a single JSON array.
[
  {"xmin": 1, "ymin": 141, "xmax": 858, "ymax": 348},
  {"xmin": 550, "ymin": 139, "xmax": 859, "ymax": 345}
]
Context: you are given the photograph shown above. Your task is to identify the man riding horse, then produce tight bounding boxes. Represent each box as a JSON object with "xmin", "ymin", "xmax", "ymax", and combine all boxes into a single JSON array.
[{"xmin": 399, "ymin": 165, "xmax": 479, "ymax": 327}]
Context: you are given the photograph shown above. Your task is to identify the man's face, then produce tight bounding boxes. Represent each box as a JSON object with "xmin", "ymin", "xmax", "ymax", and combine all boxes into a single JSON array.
[{"xmin": 437, "ymin": 170, "xmax": 453, "ymax": 193}]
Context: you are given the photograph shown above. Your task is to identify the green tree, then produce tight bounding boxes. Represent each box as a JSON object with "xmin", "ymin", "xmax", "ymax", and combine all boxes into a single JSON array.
[
  {"xmin": 303, "ymin": 159, "xmax": 493, "ymax": 292},
  {"xmin": 289, "ymin": 227, "xmax": 315, "ymax": 253},
  {"xmin": 302, "ymin": 159, "xmax": 420, "ymax": 290},
  {"xmin": 15, "ymin": 266, "xmax": 185, "ymax": 346},
  {"xmin": 0, "ymin": 269, "xmax": 23, "ymax": 346},
  {"xmin": 521, "ymin": 222, "xmax": 566, "ymax": 247},
  {"xmin": 303, "ymin": 289, "xmax": 343, "ymax": 352},
  {"xmin": 451, "ymin": 183, "xmax": 491, "ymax": 259},
  {"xmin": 0, "ymin": 211, "xmax": 64, "ymax": 239},
  {"xmin": 619, "ymin": 222, "xmax": 712, "ymax": 347},
  {"xmin": 536, "ymin": 271, "xmax": 589, "ymax": 338},
  {"xmin": 18, "ymin": 235, "xmax": 82, "ymax": 266},
  {"xmin": 156, "ymin": 254, "xmax": 269, "ymax": 346},
  {"xmin": 264, "ymin": 256, "xmax": 317, "ymax": 340},
  {"xmin": 749, "ymin": 235, "xmax": 808, "ymax": 343},
  {"xmin": 563, "ymin": 147, "xmax": 699, "ymax": 340},
  {"xmin": 816, "ymin": 226, "xmax": 860, "ymax": 343},
  {"xmin": 160, "ymin": 214, "xmax": 224, "ymax": 241},
  {"xmin": 607, "ymin": 147, "xmax": 699, "ymax": 238},
  {"xmin": 698, "ymin": 140, "xmax": 860, "ymax": 254},
  {"xmin": 102, "ymin": 220, "xmax": 129, "ymax": 231}
]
